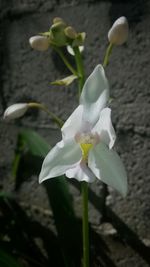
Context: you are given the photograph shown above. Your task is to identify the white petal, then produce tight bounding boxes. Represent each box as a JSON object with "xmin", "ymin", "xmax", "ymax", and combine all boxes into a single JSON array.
[
  {"xmin": 66, "ymin": 160, "xmax": 95, "ymax": 183},
  {"xmin": 3, "ymin": 103, "xmax": 28, "ymax": 120},
  {"xmin": 61, "ymin": 105, "xmax": 84, "ymax": 141},
  {"xmin": 89, "ymin": 143, "xmax": 127, "ymax": 196},
  {"xmin": 39, "ymin": 139, "xmax": 82, "ymax": 183},
  {"xmin": 80, "ymin": 65, "xmax": 109, "ymax": 128},
  {"xmin": 67, "ymin": 45, "xmax": 84, "ymax": 56},
  {"xmin": 92, "ymin": 108, "xmax": 116, "ymax": 149}
]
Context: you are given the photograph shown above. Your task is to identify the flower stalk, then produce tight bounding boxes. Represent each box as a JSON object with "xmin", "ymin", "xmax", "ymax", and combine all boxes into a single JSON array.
[
  {"xmin": 28, "ymin": 102, "xmax": 63, "ymax": 128},
  {"xmin": 53, "ymin": 46, "xmax": 78, "ymax": 76},
  {"xmin": 74, "ymin": 46, "xmax": 89, "ymax": 267},
  {"xmin": 103, "ymin": 43, "xmax": 113, "ymax": 68},
  {"xmin": 82, "ymin": 181, "xmax": 89, "ymax": 267},
  {"xmin": 73, "ymin": 46, "xmax": 85, "ymax": 95}
]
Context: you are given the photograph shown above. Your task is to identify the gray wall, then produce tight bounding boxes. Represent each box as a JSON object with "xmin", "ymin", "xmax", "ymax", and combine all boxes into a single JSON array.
[{"xmin": 0, "ymin": 1, "xmax": 150, "ymax": 266}]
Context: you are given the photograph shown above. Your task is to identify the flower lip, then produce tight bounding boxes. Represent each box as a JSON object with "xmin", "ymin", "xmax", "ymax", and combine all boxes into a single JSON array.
[
  {"xmin": 75, "ymin": 132, "xmax": 100, "ymax": 162},
  {"xmin": 75, "ymin": 132, "xmax": 100, "ymax": 146}
]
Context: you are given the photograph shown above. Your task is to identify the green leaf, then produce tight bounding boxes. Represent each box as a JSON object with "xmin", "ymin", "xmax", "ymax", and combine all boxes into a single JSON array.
[
  {"xmin": 0, "ymin": 249, "xmax": 21, "ymax": 267},
  {"xmin": 44, "ymin": 179, "xmax": 81, "ymax": 267},
  {"xmin": 12, "ymin": 135, "xmax": 25, "ymax": 179},
  {"xmin": 51, "ymin": 74, "xmax": 77, "ymax": 86},
  {"xmin": 19, "ymin": 129, "xmax": 50, "ymax": 157},
  {"xmin": 14, "ymin": 129, "xmax": 81, "ymax": 266}
]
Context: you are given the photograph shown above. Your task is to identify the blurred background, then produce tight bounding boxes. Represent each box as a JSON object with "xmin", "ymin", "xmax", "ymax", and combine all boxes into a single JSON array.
[{"xmin": 0, "ymin": 0, "xmax": 150, "ymax": 266}]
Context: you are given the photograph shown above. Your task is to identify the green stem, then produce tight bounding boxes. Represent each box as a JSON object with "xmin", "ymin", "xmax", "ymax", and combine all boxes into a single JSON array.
[
  {"xmin": 73, "ymin": 46, "xmax": 85, "ymax": 95},
  {"xmin": 28, "ymin": 102, "xmax": 63, "ymax": 128},
  {"xmin": 103, "ymin": 43, "xmax": 113, "ymax": 68},
  {"xmin": 82, "ymin": 182, "xmax": 89, "ymax": 267},
  {"xmin": 73, "ymin": 46, "xmax": 89, "ymax": 267},
  {"xmin": 54, "ymin": 47, "xmax": 78, "ymax": 76}
]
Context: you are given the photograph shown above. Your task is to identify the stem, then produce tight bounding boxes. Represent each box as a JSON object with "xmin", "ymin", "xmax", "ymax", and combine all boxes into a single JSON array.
[
  {"xmin": 82, "ymin": 182, "xmax": 89, "ymax": 267},
  {"xmin": 73, "ymin": 46, "xmax": 85, "ymax": 95},
  {"xmin": 28, "ymin": 102, "xmax": 63, "ymax": 128},
  {"xmin": 54, "ymin": 47, "xmax": 78, "ymax": 76},
  {"xmin": 73, "ymin": 46, "xmax": 89, "ymax": 267},
  {"xmin": 103, "ymin": 43, "xmax": 113, "ymax": 68},
  {"xmin": 102, "ymin": 44, "xmax": 113, "ymax": 216}
]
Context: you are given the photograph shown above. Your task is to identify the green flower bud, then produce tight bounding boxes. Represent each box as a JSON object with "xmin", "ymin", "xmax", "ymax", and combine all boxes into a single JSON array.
[
  {"xmin": 53, "ymin": 17, "xmax": 65, "ymax": 25},
  {"xmin": 64, "ymin": 26, "xmax": 77, "ymax": 39},
  {"xmin": 50, "ymin": 22, "xmax": 67, "ymax": 46}
]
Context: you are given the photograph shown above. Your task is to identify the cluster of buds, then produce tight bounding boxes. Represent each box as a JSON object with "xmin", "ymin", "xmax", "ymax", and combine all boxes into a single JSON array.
[
  {"xmin": 29, "ymin": 17, "xmax": 86, "ymax": 51},
  {"xmin": 4, "ymin": 16, "xmax": 129, "ymax": 120}
]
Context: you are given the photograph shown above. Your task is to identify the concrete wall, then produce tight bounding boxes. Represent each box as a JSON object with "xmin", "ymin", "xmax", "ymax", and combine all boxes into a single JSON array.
[{"xmin": 0, "ymin": 0, "xmax": 150, "ymax": 266}]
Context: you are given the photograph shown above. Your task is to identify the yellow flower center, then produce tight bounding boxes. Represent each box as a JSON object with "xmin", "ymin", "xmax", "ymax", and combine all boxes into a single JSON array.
[
  {"xmin": 75, "ymin": 132, "xmax": 99, "ymax": 162},
  {"xmin": 80, "ymin": 143, "xmax": 93, "ymax": 161}
]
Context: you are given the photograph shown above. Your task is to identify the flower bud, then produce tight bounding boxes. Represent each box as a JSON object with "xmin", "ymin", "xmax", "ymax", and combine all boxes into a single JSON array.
[
  {"xmin": 53, "ymin": 17, "xmax": 65, "ymax": 25},
  {"xmin": 64, "ymin": 26, "xmax": 77, "ymax": 39},
  {"xmin": 29, "ymin": 36, "xmax": 49, "ymax": 51},
  {"xmin": 108, "ymin": 16, "xmax": 128, "ymax": 45},
  {"xmin": 3, "ymin": 103, "xmax": 29, "ymax": 120},
  {"xmin": 50, "ymin": 22, "xmax": 67, "ymax": 46}
]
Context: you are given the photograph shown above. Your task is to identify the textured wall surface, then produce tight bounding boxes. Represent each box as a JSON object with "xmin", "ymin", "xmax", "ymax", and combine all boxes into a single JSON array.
[{"xmin": 0, "ymin": 0, "xmax": 150, "ymax": 266}]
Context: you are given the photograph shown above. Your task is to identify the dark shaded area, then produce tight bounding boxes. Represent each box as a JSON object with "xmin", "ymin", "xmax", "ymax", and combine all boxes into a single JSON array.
[
  {"xmin": 109, "ymin": 0, "xmax": 148, "ymax": 25},
  {"xmin": 13, "ymin": 149, "xmax": 150, "ymax": 266},
  {"xmin": 0, "ymin": 15, "xmax": 10, "ymax": 111},
  {"xmin": 51, "ymin": 48, "xmax": 74, "ymax": 75},
  {"xmin": 106, "ymin": 208, "xmax": 150, "ymax": 264},
  {"xmin": 0, "ymin": 194, "xmax": 62, "ymax": 267},
  {"xmin": 0, "ymin": 192, "xmax": 119, "ymax": 267},
  {"xmin": 72, "ymin": 181, "xmax": 150, "ymax": 265}
]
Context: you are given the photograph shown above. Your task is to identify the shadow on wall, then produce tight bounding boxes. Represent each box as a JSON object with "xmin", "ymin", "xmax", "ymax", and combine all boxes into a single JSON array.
[
  {"xmin": 71, "ymin": 180, "xmax": 150, "ymax": 266},
  {"xmin": 11, "ymin": 145, "xmax": 150, "ymax": 266},
  {"xmin": 108, "ymin": 0, "xmax": 148, "ymax": 25}
]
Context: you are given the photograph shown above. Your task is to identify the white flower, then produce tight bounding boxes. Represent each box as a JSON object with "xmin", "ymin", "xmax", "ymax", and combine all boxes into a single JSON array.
[
  {"xmin": 3, "ymin": 103, "xmax": 28, "ymax": 120},
  {"xmin": 39, "ymin": 65, "xmax": 127, "ymax": 196},
  {"xmin": 29, "ymin": 36, "xmax": 49, "ymax": 51},
  {"xmin": 67, "ymin": 45, "xmax": 84, "ymax": 56},
  {"xmin": 108, "ymin": 16, "xmax": 129, "ymax": 45}
]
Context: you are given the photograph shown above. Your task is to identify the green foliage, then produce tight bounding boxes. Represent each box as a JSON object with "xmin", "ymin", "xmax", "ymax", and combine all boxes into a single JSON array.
[
  {"xmin": 0, "ymin": 192, "xmax": 62, "ymax": 267},
  {"xmin": 12, "ymin": 128, "xmax": 81, "ymax": 267},
  {"xmin": 19, "ymin": 129, "xmax": 50, "ymax": 157},
  {"xmin": 0, "ymin": 249, "xmax": 21, "ymax": 267}
]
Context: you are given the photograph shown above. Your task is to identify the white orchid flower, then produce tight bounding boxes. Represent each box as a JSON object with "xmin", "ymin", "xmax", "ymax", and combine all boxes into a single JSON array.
[{"xmin": 39, "ymin": 65, "xmax": 127, "ymax": 196}]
